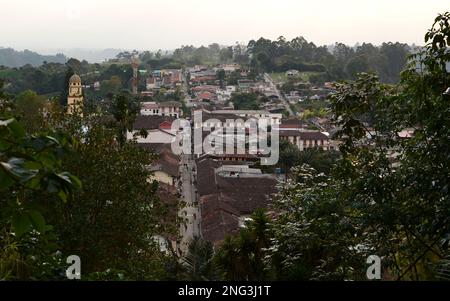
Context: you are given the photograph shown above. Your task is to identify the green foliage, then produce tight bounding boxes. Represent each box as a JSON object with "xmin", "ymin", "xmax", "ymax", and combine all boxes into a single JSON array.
[
  {"xmin": 267, "ymin": 13, "xmax": 450, "ymax": 279},
  {"xmin": 266, "ymin": 165, "xmax": 369, "ymax": 280},
  {"xmin": 216, "ymin": 69, "xmax": 226, "ymax": 88},
  {"xmin": 40, "ymin": 114, "xmax": 173, "ymax": 279},
  {"xmin": 1, "ymin": 102, "xmax": 81, "ymax": 279},
  {"xmin": 276, "ymin": 139, "xmax": 340, "ymax": 175},
  {"xmin": 172, "ymin": 44, "xmax": 232, "ymax": 66},
  {"xmin": 229, "ymin": 92, "xmax": 263, "ymax": 110},
  {"xmin": 247, "ymin": 36, "xmax": 410, "ymax": 83},
  {"xmin": 12, "ymin": 90, "xmax": 47, "ymax": 133},
  {"xmin": 180, "ymin": 237, "xmax": 218, "ymax": 281},
  {"xmin": 1, "ymin": 80, "xmax": 173, "ymax": 280},
  {"xmin": 111, "ymin": 92, "xmax": 139, "ymax": 145},
  {"xmin": 214, "ymin": 209, "xmax": 273, "ymax": 280}
]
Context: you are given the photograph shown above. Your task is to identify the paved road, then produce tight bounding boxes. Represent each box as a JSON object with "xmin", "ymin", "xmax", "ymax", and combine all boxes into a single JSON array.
[
  {"xmin": 264, "ymin": 73, "xmax": 294, "ymax": 116},
  {"xmin": 178, "ymin": 153, "xmax": 201, "ymax": 255}
]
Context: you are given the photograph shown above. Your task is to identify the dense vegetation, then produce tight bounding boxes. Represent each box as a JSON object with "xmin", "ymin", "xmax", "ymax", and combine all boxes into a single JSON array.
[
  {"xmin": 0, "ymin": 87, "xmax": 178, "ymax": 280},
  {"xmin": 247, "ymin": 37, "xmax": 411, "ymax": 83}
]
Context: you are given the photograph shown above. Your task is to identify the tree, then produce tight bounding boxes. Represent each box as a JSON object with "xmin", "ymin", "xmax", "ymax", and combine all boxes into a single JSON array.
[
  {"xmin": 229, "ymin": 92, "xmax": 259, "ymax": 110},
  {"xmin": 1, "ymin": 107, "xmax": 81, "ymax": 279},
  {"xmin": 100, "ymin": 75, "xmax": 122, "ymax": 97},
  {"xmin": 66, "ymin": 58, "xmax": 83, "ymax": 74},
  {"xmin": 1, "ymin": 80, "xmax": 174, "ymax": 280},
  {"xmin": 111, "ymin": 92, "xmax": 139, "ymax": 146},
  {"xmin": 181, "ymin": 237, "xmax": 217, "ymax": 280},
  {"xmin": 277, "ymin": 139, "xmax": 340, "ymax": 175},
  {"xmin": 42, "ymin": 114, "xmax": 173, "ymax": 279},
  {"xmin": 271, "ymin": 12, "xmax": 450, "ymax": 280},
  {"xmin": 13, "ymin": 90, "xmax": 46, "ymax": 133},
  {"xmin": 216, "ymin": 69, "xmax": 226, "ymax": 89},
  {"xmin": 219, "ymin": 47, "xmax": 233, "ymax": 63},
  {"xmin": 345, "ymin": 55, "xmax": 369, "ymax": 79},
  {"xmin": 214, "ymin": 209, "xmax": 273, "ymax": 280},
  {"xmin": 380, "ymin": 42, "xmax": 410, "ymax": 83}
]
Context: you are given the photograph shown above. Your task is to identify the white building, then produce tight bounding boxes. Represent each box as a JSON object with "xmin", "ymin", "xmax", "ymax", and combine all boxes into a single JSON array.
[
  {"xmin": 140, "ymin": 101, "xmax": 181, "ymax": 118},
  {"xmin": 211, "ymin": 110, "xmax": 282, "ymax": 126}
]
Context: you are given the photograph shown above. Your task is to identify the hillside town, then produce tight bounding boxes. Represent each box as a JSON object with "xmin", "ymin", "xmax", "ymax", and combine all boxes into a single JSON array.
[
  {"xmin": 62, "ymin": 57, "xmax": 347, "ymax": 255},
  {"xmin": 66, "ymin": 59, "xmax": 364, "ymax": 255},
  {"xmin": 1, "ymin": 3, "xmax": 449, "ymax": 286}
]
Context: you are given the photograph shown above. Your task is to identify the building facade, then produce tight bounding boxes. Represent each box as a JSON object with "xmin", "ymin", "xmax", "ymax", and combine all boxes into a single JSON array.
[{"xmin": 67, "ymin": 74, "xmax": 83, "ymax": 115}]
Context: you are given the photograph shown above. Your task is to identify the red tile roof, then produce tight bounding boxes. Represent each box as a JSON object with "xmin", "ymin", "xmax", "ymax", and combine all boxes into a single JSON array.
[
  {"xmin": 197, "ymin": 92, "xmax": 212, "ymax": 100},
  {"xmin": 158, "ymin": 121, "xmax": 173, "ymax": 130}
]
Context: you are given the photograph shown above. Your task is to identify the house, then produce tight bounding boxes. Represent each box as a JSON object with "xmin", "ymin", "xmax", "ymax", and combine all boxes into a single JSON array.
[
  {"xmin": 237, "ymin": 79, "xmax": 254, "ymax": 91},
  {"xmin": 146, "ymin": 77, "xmax": 161, "ymax": 90},
  {"xmin": 140, "ymin": 101, "xmax": 181, "ymax": 118},
  {"xmin": 279, "ymin": 129, "xmax": 332, "ymax": 151},
  {"xmin": 213, "ymin": 64, "xmax": 240, "ymax": 74},
  {"xmin": 210, "ymin": 110, "xmax": 282, "ymax": 125},
  {"xmin": 146, "ymin": 69, "xmax": 182, "ymax": 91},
  {"xmin": 191, "ymin": 85, "xmax": 218, "ymax": 94},
  {"xmin": 141, "ymin": 102, "xmax": 160, "ymax": 115},
  {"xmin": 196, "ymin": 157, "xmax": 277, "ymax": 245},
  {"xmin": 193, "ymin": 110, "xmax": 248, "ymax": 129},
  {"xmin": 147, "ymin": 144, "xmax": 180, "ymax": 186},
  {"xmin": 196, "ymin": 91, "xmax": 213, "ymax": 102},
  {"xmin": 140, "ymin": 143, "xmax": 180, "ymax": 254},
  {"xmin": 280, "ymin": 118, "xmax": 309, "ymax": 130},
  {"xmin": 159, "ymin": 101, "xmax": 181, "ymax": 118},
  {"xmin": 190, "ymin": 75, "xmax": 217, "ymax": 85},
  {"xmin": 187, "ymin": 65, "xmax": 208, "ymax": 73},
  {"xmin": 126, "ymin": 115, "xmax": 177, "ymax": 144},
  {"xmin": 161, "ymin": 69, "xmax": 182, "ymax": 86}
]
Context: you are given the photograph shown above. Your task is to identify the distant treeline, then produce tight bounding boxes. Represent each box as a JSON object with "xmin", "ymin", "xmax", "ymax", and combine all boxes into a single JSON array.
[
  {"xmin": 0, "ymin": 58, "xmax": 133, "ymax": 99},
  {"xmin": 0, "ymin": 37, "xmax": 415, "ymax": 97},
  {"xmin": 0, "ymin": 48, "xmax": 67, "ymax": 68},
  {"xmin": 246, "ymin": 37, "xmax": 413, "ymax": 83}
]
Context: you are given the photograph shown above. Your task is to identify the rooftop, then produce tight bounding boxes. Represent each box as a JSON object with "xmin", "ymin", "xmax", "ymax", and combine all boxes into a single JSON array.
[{"xmin": 132, "ymin": 115, "xmax": 176, "ymax": 130}]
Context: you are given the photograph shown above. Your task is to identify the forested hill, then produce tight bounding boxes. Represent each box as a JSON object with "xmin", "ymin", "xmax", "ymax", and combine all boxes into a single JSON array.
[{"xmin": 0, "ymin": 48, "xmax": 67, "ymax": 67}]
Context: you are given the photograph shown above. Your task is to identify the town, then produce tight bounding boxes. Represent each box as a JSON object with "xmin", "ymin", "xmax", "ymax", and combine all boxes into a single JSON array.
[
  {"xmin": 0, "ymin": 2, "xmax": 449, "ymax": 286},
  {"xmin": 64, "ymin": 57, "xmax": 343, "ymax": 256}
]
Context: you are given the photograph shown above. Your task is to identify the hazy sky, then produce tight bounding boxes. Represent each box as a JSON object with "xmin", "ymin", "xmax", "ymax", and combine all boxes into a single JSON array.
[{"xmin": 1, "ymin": 0, "xmax": 448, "ymax": 51}]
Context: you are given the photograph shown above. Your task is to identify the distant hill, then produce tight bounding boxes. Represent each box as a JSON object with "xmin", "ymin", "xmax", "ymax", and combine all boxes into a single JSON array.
[
  {"xmin": 0, "ymin": 48, "xmax": 67, "ymax": 68},
  {"xmin": 56, "ymin": 48, "xmax": 123, "ymax": 63}
]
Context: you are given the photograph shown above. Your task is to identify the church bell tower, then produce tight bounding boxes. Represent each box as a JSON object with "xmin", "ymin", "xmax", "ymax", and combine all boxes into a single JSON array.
[{"xmin": 67, "ymin": 73, "xmax": 84, "ymax": 115}]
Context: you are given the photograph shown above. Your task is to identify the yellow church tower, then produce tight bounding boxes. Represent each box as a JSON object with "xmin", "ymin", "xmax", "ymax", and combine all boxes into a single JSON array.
[{"xmin": 67, "ymin": 74, "xmax": 84, "ymax": 115}]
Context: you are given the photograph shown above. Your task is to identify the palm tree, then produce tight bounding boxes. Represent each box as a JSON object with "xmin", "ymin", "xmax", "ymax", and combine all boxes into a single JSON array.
[{"xmin": 181, "ymin": 237, "xmax": 217, "ymax": 280}]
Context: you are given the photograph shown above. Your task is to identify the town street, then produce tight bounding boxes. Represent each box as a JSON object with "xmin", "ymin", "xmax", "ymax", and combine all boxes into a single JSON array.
[
  {"xmin": 264, "ymin": 72, "xmax": 294, "ymax": 116},
  {"xmin": 178, "ymin": 153, "xmax": 201, "ymax": 254}
]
